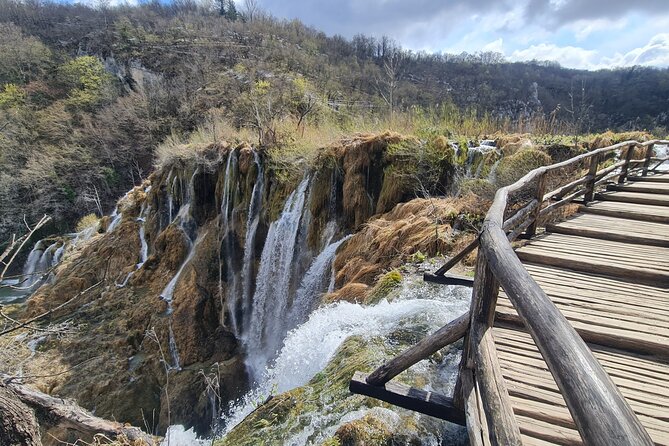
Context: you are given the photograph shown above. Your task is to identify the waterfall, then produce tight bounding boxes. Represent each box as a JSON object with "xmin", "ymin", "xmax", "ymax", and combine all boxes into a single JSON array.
[
  {"xmin": 22, "ymin": 241, "xmax": 46, "ymax": 287},
  {"xmin": 220, "ymin": 277, "xmax": 472, "ymax": 442},
  {"xmin": 244, "ymin": 177, "xmax": 310, "ymax": 378},
  {"xmin": 288, "ymin": 235, "xmax": 351, "ymax": 325},
  {"xmin": 20, "ymin": 241, "xmax": 63, "ymax": 290},
  {"xmin": 108, "ymin": 207, "xmax": 122, "ymax": 232},
  {"xmin": 239, "ymin": 151, "xmax": 264, "ymax": 335},
  {"xmin": 220, "ymin": 150, "xmax": 241, "ymax": 332},
  {"xmin": 137, "ymin": 205, "xmax": 149, "ymax": 266}
]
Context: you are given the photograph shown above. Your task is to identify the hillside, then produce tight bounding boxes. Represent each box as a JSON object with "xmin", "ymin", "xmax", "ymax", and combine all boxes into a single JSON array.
[{"xmin": 1, "ymin": 0, "xmax": 669, "ymax": 248}]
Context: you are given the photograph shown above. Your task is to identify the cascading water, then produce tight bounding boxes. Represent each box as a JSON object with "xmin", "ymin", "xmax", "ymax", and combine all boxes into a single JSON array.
[
  {"xmin": 218, "ymin": 273, "xmax": 471, "ymax": 444},
  {"xmin": 158, "ymin": 176, "xmax": 198, "ymax": 371},
  {"xmin": 244, "ymin": 177, "xmax": 311, "ymax": 378},
  {"xmin": 239, "ymin": 151, "xmax": 264, "ymax": 334},
  {"xmin": 287, "ymin": 234, "xmax": 351, "ymax": 325},
  {"xmin": 220, "ymin": 150, "xmax": 241, "ymax": 331}
]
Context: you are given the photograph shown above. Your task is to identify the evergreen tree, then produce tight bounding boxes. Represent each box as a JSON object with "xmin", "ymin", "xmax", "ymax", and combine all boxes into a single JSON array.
[
  {"xmin": 225, "ymin": 0, "xmax": 238, "ymax": 20},
  {"xmin": 218, "ymin": 0, "xmax": 225, "ymax": 16}
]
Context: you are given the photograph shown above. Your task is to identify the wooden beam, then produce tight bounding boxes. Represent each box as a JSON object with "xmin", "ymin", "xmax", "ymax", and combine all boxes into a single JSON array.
[
  {"xmin": 618, "ymin": 144, "xmax": 636, "ymax": 184},
  {"xmin": 606, "ymin": 184, "xmax": 669, "ymax": 195},
  {"xmin": 545, "ymin": 223, "xmax": 669, "ymax": 248},
  {"xmin": 583, "ymin": 154, "xmax": 600, "ymax": 203},
  {"xmin": 350, "ymin": 372, "xmax": 466, "ymax": 425},
  {"xmin": 595, "ymin": 192, "xmax": 669, "ymax": 207},
  {"xmin": 366, "ymin": 311, "xmax": 470, "ymax": 386},
  {"xmin": 629, "ymin": 175, "xmax": 669, "ymax": 183},
  {"xmin": 578, "ymin": 205, "xmax": 669, "ymax": 224},
  {"xmin": 423, "ymin": 273, "xmax": 474, "ymax": 286},
  {"xmin": 516, "ymin": 250, "xmax": 669, "ymax": 288},
  {"xmin": 461, "ymin": 368, "xmax": 484, "ymax": 446},
  {"xmin": 468, "ymin": 253, "xmax": 522, "ymax": 445},
  {"xmin": 642, "ymin": 144, "xmax": 655, "ymax": 176},
  {"xmin": 433, "ymin": 237, "xmax": 479, "ymax": 276}
]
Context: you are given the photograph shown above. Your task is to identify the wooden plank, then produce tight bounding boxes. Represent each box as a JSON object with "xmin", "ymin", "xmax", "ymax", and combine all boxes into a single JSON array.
[
  {"xmin": 545, "ymin": 222, "xmax": 669, "ymax": 247},
  {"xmin": 596, "ymin": 191, "xmax": 669, "ymax": 206},
  {"xmin": 629, "ymin": 174, "xmax": 669, "ymax": 183},
  {"xmin": 579, "ymin": 201, "xmax": 669, "ymax": 224},
  {"xmin": 608, "ymin": 184, "xmax": 669, "ymax": 195},
  {"xmin": 423, "ymin": 273, "xmax": 474, "ymax": 287},
  {"xmin": 349, "ymin": 371, "xmax": 466, "ymax": 425},
  {"xmin": 516, "ymin": 250, "xmax": 669, "ymax": 288}
]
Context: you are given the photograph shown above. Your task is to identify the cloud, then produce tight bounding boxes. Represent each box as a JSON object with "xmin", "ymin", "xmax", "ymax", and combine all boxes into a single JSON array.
[
  {"xmin": 483, "ymin": 38, "xmax": 504, "ymax": 53},
  {"xmin": 509, "ymin": 43, "xmax": 600, "ymax": 69},
  {"xmin": 615, "ymin": 33, "xmax": 669, "ymax": 67},
  {"xmin": 508, "ymin": 33, "xmax": 669, "ymax": 69},
  {"xmin": 524, "ymin": 0, "xmax": 669, "ymax": 28}
]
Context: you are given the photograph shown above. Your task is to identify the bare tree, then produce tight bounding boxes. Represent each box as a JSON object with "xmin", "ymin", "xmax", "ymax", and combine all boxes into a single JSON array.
[
  {"xmin": 243, "ymin": 0, "xmax": 259, "ymax": 21},
  {"xmin": 564, "ymin": 78, "xmax": 593, "ymax": 147},
  {"xmin": 376, "ymin": 46, "xmax": 405, "ymax": 123}
]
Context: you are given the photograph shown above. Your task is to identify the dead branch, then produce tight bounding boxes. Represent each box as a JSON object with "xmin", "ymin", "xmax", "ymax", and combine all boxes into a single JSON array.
[
  {"xmin": 2, "ymin": 379, "xmax": 154, "ymax": 444},
  {"xmin": 0, "ymin": 281, "xmax": 102, "ymax": 337}
]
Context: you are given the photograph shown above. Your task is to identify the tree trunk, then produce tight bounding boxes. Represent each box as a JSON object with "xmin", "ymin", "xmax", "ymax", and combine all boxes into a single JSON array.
[{"xmin": 0, "ymin": 383, "xmax": 42, "ymax": 446}]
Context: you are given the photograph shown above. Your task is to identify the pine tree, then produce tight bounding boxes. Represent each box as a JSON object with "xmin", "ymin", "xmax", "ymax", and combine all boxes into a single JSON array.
[
  {"xmin": 218, "ymin": 0, "xmax": 225, "ymax": 16},
  {"xmin": 225, "ymin": 0, "xmax": 238, "ymax": 20}
]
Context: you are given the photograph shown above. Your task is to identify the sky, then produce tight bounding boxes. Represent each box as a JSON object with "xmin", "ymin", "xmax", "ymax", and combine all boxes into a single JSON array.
[{"xmin": 247, "ymin": 0, "xmax": 669, "ymax": 71}]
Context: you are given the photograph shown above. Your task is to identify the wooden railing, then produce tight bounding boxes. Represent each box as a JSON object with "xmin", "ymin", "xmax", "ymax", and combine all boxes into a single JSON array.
[
  {"xmin": 351, "ymin": 140, "xmax": 668, "ymax": 445},
  {"xmin": 469, "ymin": 140, "xmax": 667, "ymax": 446}
]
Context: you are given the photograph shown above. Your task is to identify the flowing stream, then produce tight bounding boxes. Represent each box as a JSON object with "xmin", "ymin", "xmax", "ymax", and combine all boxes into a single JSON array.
[{"xmin": 217, "ymin": 273, "xmax": 471, "ymax": 444}]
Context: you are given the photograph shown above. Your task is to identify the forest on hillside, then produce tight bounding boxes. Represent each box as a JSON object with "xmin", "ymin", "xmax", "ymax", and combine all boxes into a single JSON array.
[{"xmin": 1, "ymin": 0, "xmax": 669, "ymax": 241}]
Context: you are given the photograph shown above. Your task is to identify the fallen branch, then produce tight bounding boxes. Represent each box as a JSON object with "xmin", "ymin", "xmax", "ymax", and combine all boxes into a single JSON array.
[
  {"xmin": 0, "ymin": 281, "xmax": 102, "ymax": 337},
  {"xmin": 1, "ymin": 215, "xmax": 51, "ymax": 280},
  {"xmin": 3, "ymin": 379, "xmax": 155, "ymax": 444}
]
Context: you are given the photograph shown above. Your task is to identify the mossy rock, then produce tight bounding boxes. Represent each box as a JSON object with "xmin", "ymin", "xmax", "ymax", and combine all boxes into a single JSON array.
[
  {"xmin": 365, "ymin": 270, "xmax": 403, "ymax": 305},
  {"xmin": 215, "ymin": 332, "xmax": 461, "ymax": 446}
]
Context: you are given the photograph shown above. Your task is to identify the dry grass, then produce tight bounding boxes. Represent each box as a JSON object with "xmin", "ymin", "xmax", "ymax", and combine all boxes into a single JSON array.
[{"xmin": 332, "ymin": 194, "xmax": 485, "ymax": 288}]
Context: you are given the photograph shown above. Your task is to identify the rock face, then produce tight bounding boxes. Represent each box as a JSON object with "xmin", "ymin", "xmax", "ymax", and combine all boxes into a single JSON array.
[{"xmin": 20, "ymin": 133, "xmax": 461, "ymax": 437}]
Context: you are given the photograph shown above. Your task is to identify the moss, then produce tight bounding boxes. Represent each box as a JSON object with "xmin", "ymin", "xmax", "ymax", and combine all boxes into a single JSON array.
[
  {"xmin": 335, "ymin": 414, "xmax": 393, "ymax": 446},
  {"xmin": 495, "ymin": 148, "xmax": 552, "ymax": 187},
  {"xmin": 458, "ymin": 178, "xmax": 496, "ymax": 200},
  {"xmin": 215, "ymin": 336, "xmax": 389, "ymax": 446},
  {"xmin": 365, "ymin": 270, "xmax": 403, "ymax": 305}
]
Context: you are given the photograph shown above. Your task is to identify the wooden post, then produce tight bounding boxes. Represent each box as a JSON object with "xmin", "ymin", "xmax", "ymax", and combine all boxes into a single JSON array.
[
  {"xmin": 642, "ymin": 144, "xmax": 654, "ymax": 177},
  {"xmin": 456, "ymin": 251, "xmax": 522, "ymax": 445},
  {"xmin": 583, "ymin": 153, "xmax": 600, "ymax": 203},
  {"xmin": 525, "ymin": 172, "xmax": 546, "ymax": 238},
  {"xmin": 618, "ymin": 143, "xmax": 636, "ymax": 184}
]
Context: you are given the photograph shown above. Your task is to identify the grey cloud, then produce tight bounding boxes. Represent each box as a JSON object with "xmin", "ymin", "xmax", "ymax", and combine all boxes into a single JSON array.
[{"xmin": 525, "ymin": 0, "xmax": 669, "ymax": 28}]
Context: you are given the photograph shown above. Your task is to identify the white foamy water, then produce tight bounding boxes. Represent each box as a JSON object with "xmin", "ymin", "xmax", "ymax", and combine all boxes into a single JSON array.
[{"xmin": 220, "ymin": 275, "xmax": 471, "ymax": 442}]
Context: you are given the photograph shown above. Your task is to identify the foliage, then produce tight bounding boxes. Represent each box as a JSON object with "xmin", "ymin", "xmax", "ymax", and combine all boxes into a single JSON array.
[
  {"xmin": 0, "ymin": 83, "xmax": 25, "ymax": 109},
  {"xmin": 0, "ymin": 0, "xmax": 667, "ymax": 242},
  {"xmin": 58, "ymin": 56, "xmax": 115, "ymax": 110},
  {"xmin": 75, "ymin": 213, "xmax": 100, "ymax": 232},
  {"xmin": 495, "ymin": 149, "xmax": 552, "ymax": 186}
]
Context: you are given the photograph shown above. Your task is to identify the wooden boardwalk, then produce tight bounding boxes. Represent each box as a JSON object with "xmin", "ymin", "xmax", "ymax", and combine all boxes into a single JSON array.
[
  {"xmin": 351, "ymin": 142, "xmax": 669, "ymax": 446},
  {"xmin": 495, "ymin": 172, "xmax": 669, "ymax": 445}
]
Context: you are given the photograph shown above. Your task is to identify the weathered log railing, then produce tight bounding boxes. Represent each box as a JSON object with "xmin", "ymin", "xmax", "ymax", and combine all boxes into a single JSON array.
[{"xmin": 351, "ymin": 140, "xmax": 668, "ymax": 445}]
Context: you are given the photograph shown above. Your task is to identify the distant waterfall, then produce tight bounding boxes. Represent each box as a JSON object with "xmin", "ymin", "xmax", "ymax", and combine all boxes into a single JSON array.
[
  {"xmin": 158, "ymin": 174, "xmax": 198, "ymax": 371},
  {"xmin": 220, "ymin": 150, "xmax": 241, "ymax": 332},
  {"xmin": 240, "ymin": 151, "xmax": 264, "ymax": 335},
  {"xmin": 244, "ymin": 177, "xmax": 310, "ymax": 377},
  {"xmin": 21, "ymin": 241, "xmax": 63, "ymax": 290}
]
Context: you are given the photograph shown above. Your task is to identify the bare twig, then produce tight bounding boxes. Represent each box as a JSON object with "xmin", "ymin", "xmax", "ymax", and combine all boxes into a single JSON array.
[
  {"xmin": 0, "ymin": 282, "xmax": 102, "ymax": 337},
  {"xmin": 1, "ymin": 215, "xmax": 51, "ymax": 281}
]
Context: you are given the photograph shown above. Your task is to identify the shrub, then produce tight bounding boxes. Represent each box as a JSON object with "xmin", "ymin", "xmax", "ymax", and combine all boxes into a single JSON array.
[
  {"xmin": 495, "ymin": 149, "xmax": 552, "ymax": 186},
  {"xmin": 76, "ymin": 213, "xmax": 99, "ymax": 232},
  {"xmin": 459, "ymin": 178, "xmax": 496, "ymax": 200}
]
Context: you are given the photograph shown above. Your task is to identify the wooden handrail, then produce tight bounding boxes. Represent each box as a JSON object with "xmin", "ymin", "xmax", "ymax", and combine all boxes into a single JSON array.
[{"xmin": 474, "ymin": 139, "xmax": 664, "ymax": 445}]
